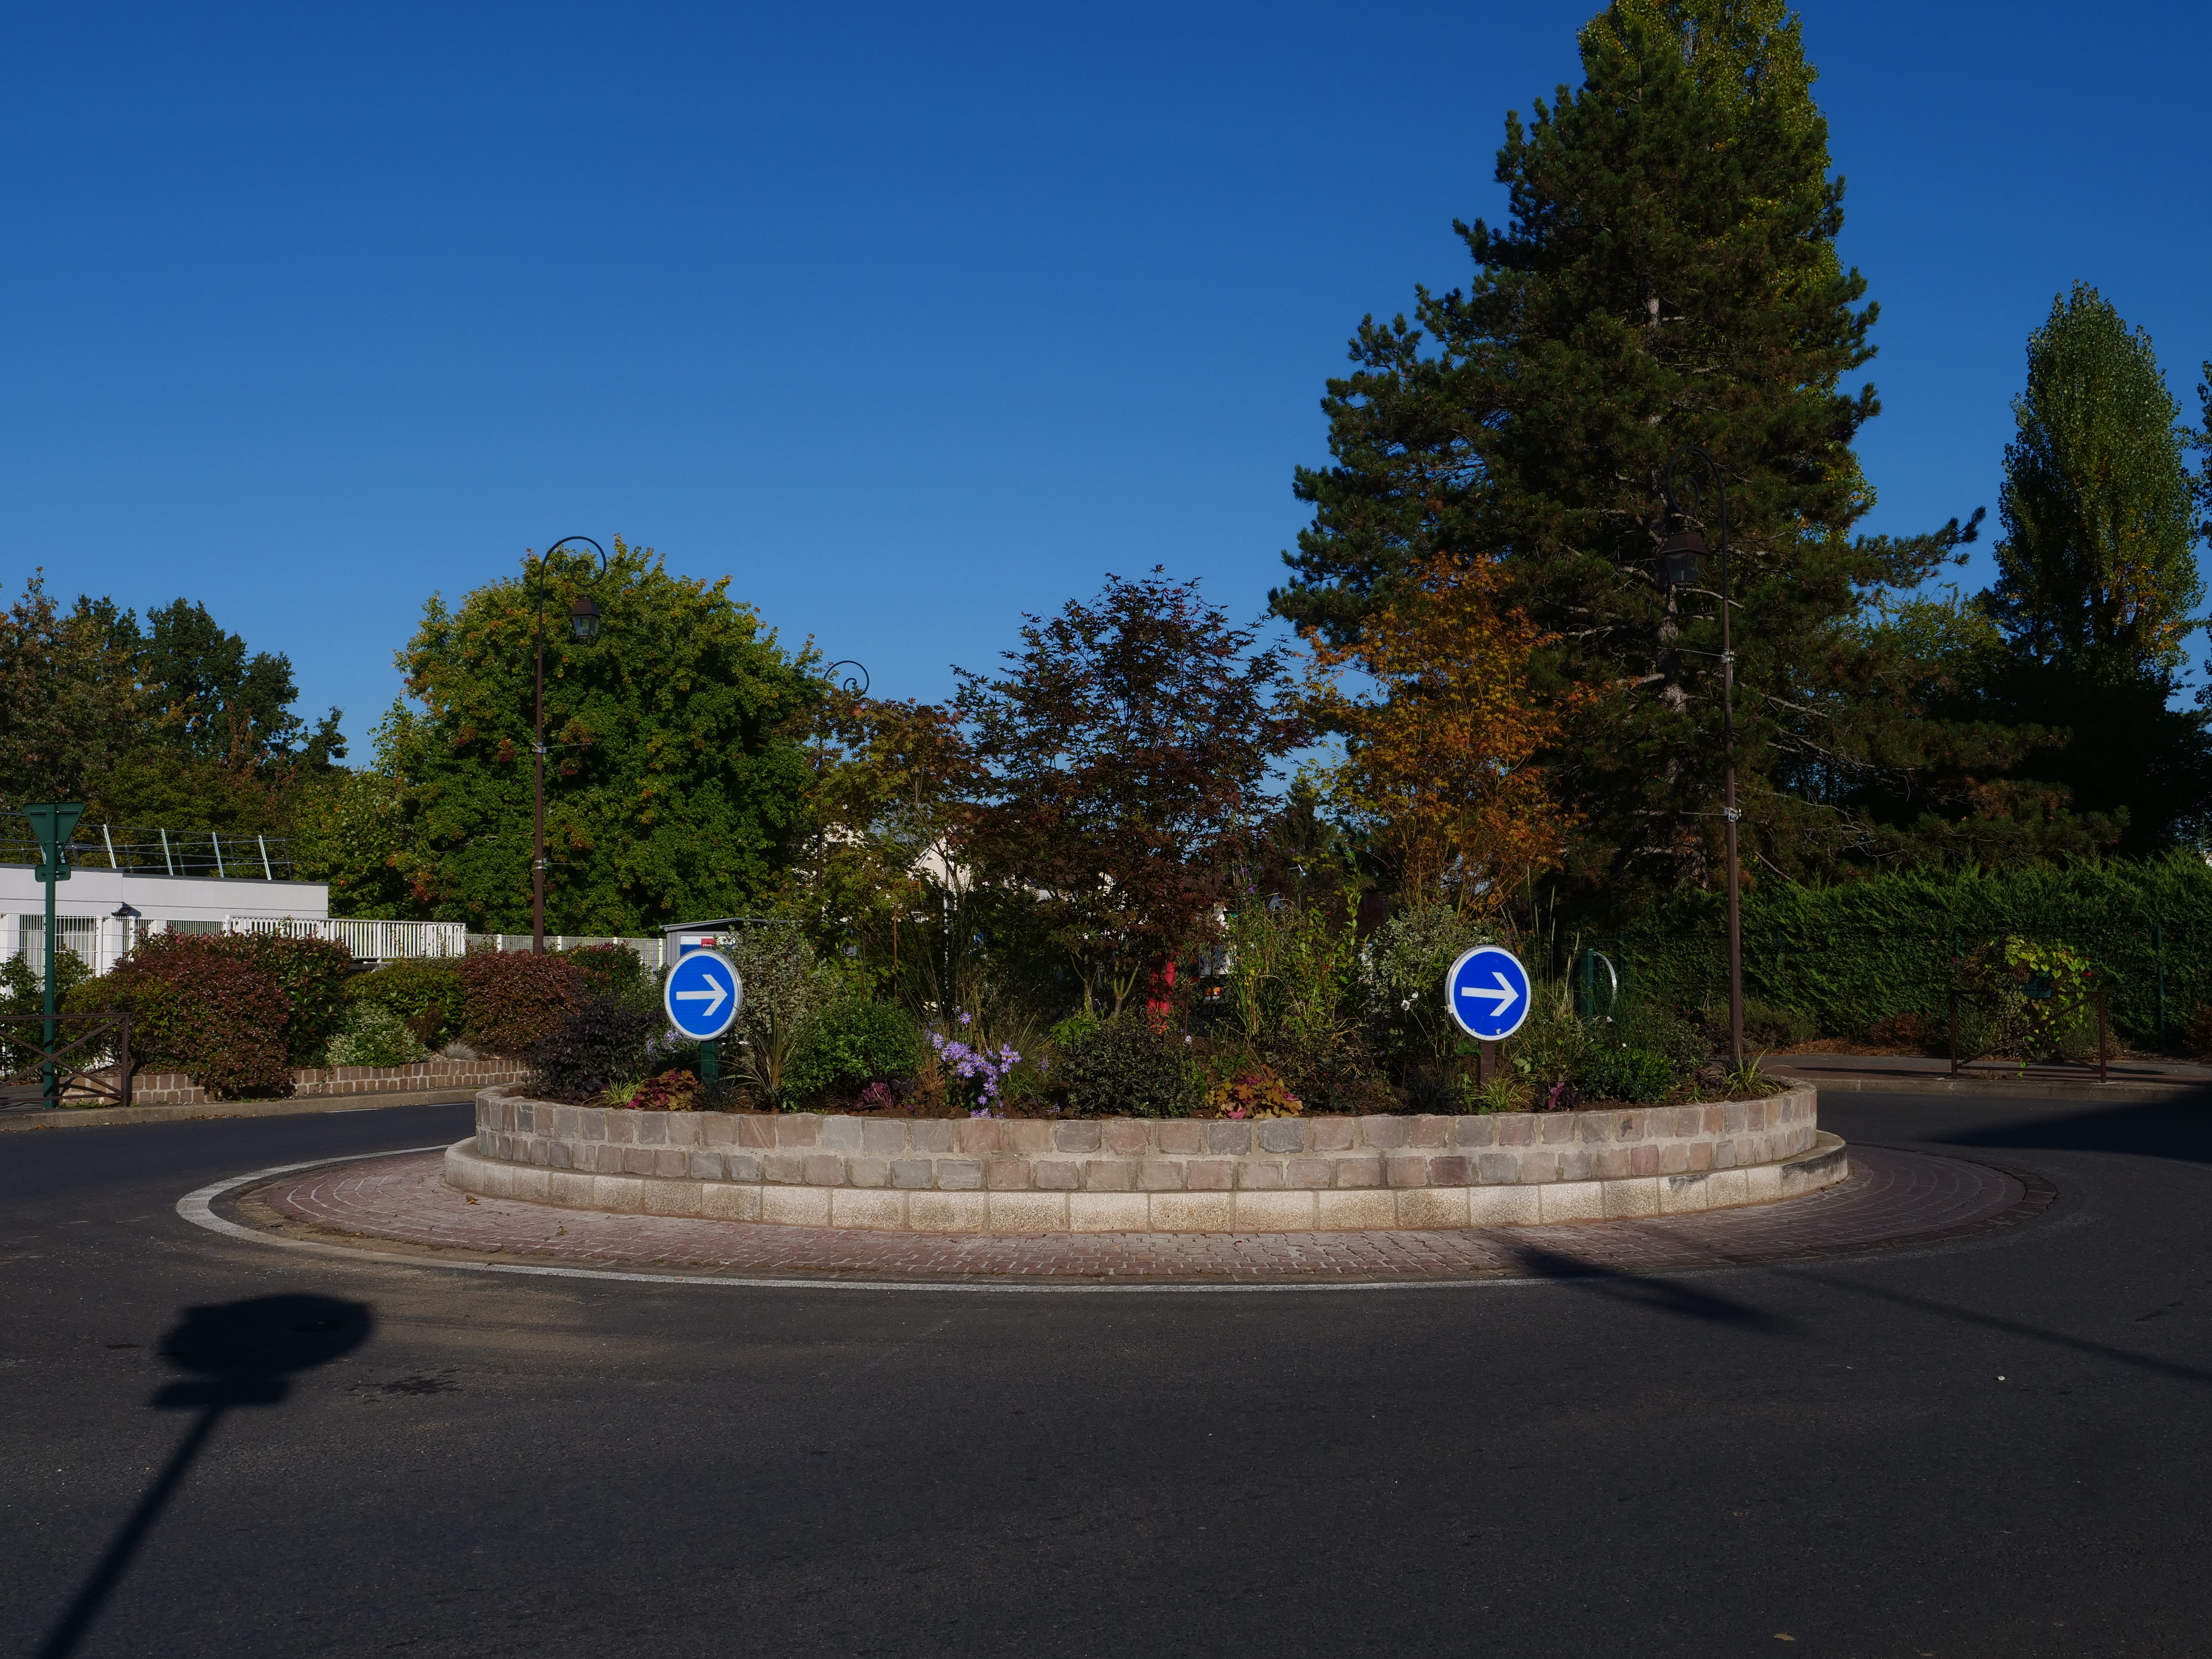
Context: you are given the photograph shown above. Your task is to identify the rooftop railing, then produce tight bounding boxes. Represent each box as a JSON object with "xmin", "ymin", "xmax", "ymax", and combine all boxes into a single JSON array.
[{"xmin": 0, "ymin": 818, "xmax": 297, "ymax": 881}]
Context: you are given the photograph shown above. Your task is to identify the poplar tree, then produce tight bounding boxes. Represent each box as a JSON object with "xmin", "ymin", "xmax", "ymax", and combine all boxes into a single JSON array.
[
  {"xmin": 1272, "ymin": 3, "xmax": 1982, "ymax": 902},
  {"xmin": 1986, "ymin": 285, "xmax": 2202, "ymax": 672},
  {"xmin": 1976, "ymin": 287, "xmax": 2209, "ymax": 853}
]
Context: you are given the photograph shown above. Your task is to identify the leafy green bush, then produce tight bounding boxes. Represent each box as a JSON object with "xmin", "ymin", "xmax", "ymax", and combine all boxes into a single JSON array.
[
  {"xmin": 1219, "ymin": 895, "xmax": 1371, "ymax": 1098},
  {"xmin": 202, "ymin": 934, "xmax": 356, "ymax": 1063},
  {"xmin": 1573, "ymin": 1045, "xmax": 1677, "ymax": 1104},
  {"xmin": 1362, "ymin": 902, "xmax": 1490, "ymax": 1069},
  {"xmin": 326, "ymin": 1002, "xmax": 427, "ymax": 1068},
  {"xmin": 1057, "ymin": 1016, "xmax": 1196, "ymax": 1118},
  {"xmin": 785, "ymin": 998, "xmax": 920, "ymax": 1103},
  {"xmin": 1959, "ymin": 936, "xmax": 2099, "ymax": 1062},
  {"xmin": 1737, "ymin": 998, "xmax": 1816, "ymax": 1050},
  {"xmin": 1607, "ymin": 996, "xmax": 1706, "ymax": 1069},
  {"xmin": 347, "ymin": 960, "xmax": 465, "ymax": 1047},
  {"xmin": 0, "ymin": 950, "xmax": 95, "ymax": 1073},
  {"xmin": 723, "ymin": 929, "xmax": 839, "ymax": 1108},
  {"xmin": 457, "ymin": 951, "xmax": 585, "ymax": 1057},
  {"xmin": 1504, "ymin": 980, "xmax": 1589, "ymax": 1092},
  {"xmin": 527, "ymin": 993, "xmax": 659, "ymax": 1103},
  {"xmin": 565, "ymin": 943, "xmax": 654, "ymax": 1008}
]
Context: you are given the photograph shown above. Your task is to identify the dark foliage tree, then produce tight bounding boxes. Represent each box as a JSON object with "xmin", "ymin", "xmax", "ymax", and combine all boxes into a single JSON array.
[
  {"xmin": 956, "ymin": 569, "xmax": 1307, "ymax": 1013},
  {"xmin": 1270, "ymin": 3, "xmax": 2005, "ymax": 902},
  {"xmin": 0, "ymin": 576, "xmax": 137, "ymax": 807},
  {"xmin": 6, "ymin": 590, "xmax": 347, "ymax": 833},
  {"xmin": 74, "ymin": 597, "xmax": 345, "ymax": 770}
]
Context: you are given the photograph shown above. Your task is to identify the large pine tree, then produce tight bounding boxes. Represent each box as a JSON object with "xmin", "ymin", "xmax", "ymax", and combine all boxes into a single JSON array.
[{"xmin": 1274, "ymin": 3, "xmax": 1984, "ymax": 903}]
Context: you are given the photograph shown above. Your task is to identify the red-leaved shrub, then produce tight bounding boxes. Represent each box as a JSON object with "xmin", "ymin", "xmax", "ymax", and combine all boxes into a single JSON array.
[
  {"xmin": 457, "ymin": 951, "xmax": 585, "ymax": 1057},
  {"xmin": 71, "ymin": 937, "xmax": 295, "ymax": 1099},
  {"xmin": 201, "ymin": 933, "xmax": 357, "ymax": 1061}
]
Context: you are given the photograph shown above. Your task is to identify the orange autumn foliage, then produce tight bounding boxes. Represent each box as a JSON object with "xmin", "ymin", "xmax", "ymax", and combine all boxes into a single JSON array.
[{"xmin": 1303, "ymin": 556, "xmax": 1582, "ymax": 910}]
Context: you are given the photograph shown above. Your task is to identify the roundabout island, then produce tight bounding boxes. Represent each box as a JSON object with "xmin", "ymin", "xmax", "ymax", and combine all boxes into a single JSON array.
[{"xmin": 189, "ymin": 1082, "xmax": 2052, "ymax": 1287}]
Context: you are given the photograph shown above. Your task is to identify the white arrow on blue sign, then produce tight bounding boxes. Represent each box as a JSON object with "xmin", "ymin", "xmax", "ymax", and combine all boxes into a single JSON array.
[
  {"xmin": 1445, "ymin": 945, "xmax": 1533, "ymax": 1042},
  {"xmin": 663, "ymin": 947, "xmax": 743, "ymax": 1041}
]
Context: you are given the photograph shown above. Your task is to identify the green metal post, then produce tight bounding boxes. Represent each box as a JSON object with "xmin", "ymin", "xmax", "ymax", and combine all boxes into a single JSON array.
[
  {"xmin": 699, "ymin": 1039, "xmax": 719, "ymax": 1086},
  {"xmin": 40, "ymin": 864, "xmax": 55, "ymax": 1102},
  {"xmin": 23, "ymin": 804, "xmax": 84, "ymax": 1104}
]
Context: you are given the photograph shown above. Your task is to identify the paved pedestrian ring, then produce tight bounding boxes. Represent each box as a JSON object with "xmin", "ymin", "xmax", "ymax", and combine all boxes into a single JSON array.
[{"xmin": 178, "ymin": 1083, "xmax": 2063, "ymax": 1286}]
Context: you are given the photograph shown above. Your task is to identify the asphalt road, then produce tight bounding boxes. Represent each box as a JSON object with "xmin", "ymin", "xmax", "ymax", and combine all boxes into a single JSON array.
[{"xmin": 3, "ymin": 1093, "xmax": 2209, "ymax": 1659}]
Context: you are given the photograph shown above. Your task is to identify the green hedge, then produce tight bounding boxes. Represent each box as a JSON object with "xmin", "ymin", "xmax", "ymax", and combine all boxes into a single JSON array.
[{"xmin": 1601, "ymin": 853, "xmax": 2212, "ymax": 1045}]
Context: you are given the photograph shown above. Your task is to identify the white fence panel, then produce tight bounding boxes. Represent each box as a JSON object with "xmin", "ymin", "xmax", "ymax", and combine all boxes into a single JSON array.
[
  {"xmin": 227, "ymin": 916, "xmax": 470, "ymax": 960},
  {"xmin": 225, "ymin": 917, "xmax": 663, "ymax": 966},
  {"xmin": 469, "ymin": 933, "xmax": 666, "ymax": 968}
]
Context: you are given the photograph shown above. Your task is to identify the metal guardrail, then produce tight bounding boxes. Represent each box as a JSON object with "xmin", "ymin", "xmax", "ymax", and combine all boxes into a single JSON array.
[{"xmin": 0, "ymin": 818, "xmax": 298, "ymax": 881}]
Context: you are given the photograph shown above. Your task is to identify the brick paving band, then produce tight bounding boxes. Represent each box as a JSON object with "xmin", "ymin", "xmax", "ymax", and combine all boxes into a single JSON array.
[{"xmin": 230, "ymin": 1144, "xmax": 2049, "ymax": 1285}]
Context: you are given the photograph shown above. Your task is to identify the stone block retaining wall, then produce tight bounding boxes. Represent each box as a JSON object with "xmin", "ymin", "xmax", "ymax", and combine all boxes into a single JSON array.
[
  {"xmin": 446, "ymin": 1084, "xmax": 1845, "ymax": 1233},
  {"xmin": 81, "ymin": 1056, "xmax": 529, "ymax": 1108}
]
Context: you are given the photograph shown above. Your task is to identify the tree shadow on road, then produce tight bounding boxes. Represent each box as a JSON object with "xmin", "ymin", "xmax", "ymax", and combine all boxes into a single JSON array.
[
  {"xmin": 1504, "ymin": 1243, "xmax": 1790, "ymax": 1332},
  {"xmin": 34, "ymin": 1293, "xmax": 373, "ymax": 1659},
  {"xmin": 1929, "ymin": 1099, "xmax": 2212, "ymax": 1166}
]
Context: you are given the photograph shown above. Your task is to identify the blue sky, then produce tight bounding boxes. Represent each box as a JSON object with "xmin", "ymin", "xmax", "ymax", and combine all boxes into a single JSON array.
[{"xmin": 4, "ymin": 1, "xmax": 2207, "ymax": 753}]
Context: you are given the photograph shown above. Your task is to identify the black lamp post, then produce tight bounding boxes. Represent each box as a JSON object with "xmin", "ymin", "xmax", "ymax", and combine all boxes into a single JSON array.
[
  {"xmin": 528, "ymin": 536, "xmax": 608, "ymax": 955},
  {"xmin": 1659, "ymin": 447, "xmax": 1744, "ymax": 1072}
]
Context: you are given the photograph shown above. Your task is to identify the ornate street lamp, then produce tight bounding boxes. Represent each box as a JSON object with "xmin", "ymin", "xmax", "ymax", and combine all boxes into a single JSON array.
[
  {"xmin": 1659, "ymin": 447, "xmax": 1744, "ymax": 1072},
  {"xmin": 527, "ymin": 537, "xmax": 609, "ymax": 955}
]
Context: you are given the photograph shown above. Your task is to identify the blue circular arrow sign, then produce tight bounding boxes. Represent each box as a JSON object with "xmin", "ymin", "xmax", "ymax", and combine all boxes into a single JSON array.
[
  {"xmin": 1445, "ymin": 945, "xmax": 1533, "ymax": 1042},
  {"xmin": 663, "ymin": 947, "xmax": 742, "ymax": 1041}
]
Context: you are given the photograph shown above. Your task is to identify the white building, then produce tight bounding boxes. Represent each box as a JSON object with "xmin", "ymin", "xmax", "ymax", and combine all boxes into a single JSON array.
[
  {"xmin": 2, "ymin": 863, "xmax": 332, "ymax": 977},
  {"xmin": 0, "ymin": 822, "xmax": 675, "ymax": 974}
]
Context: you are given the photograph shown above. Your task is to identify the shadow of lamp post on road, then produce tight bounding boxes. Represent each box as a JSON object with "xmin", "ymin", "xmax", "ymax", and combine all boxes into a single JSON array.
[{"xmin": 35, "ymin": 1294, "xmax": 373, "ymax": 1659}]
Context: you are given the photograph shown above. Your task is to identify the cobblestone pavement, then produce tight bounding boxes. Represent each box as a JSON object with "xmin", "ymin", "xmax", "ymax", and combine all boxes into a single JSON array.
[{"xmin": 233, "ymin": 1141, "xmax": 2049, "ymax": 1283}]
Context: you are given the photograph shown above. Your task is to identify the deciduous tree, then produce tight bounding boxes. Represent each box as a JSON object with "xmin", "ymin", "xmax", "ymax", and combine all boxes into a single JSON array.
[
  {"xmin": 1986, "ymin": 286, "xmax": 2202, "ymax": 672},
  {"xmin": 1967, "ymin": 287, "xmax": 2211, "ymax": 853},
  {"xmin": 1303, "ymin": 554, "xmax": 1581, "ymax": 911},
  {"xmin": 381, "ymin": 539, "xmax": 820, "ymax": 934},
  {"xmin": 957, "ymin": 570, "xmax": 1307, "ymax": 1012}
]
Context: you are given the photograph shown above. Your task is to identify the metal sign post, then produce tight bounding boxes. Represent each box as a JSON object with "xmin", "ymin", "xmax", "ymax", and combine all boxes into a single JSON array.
[
  {"xmin": 1445, "ymin": 945, "xmax": 1534, "ymax": 1088},
  {"xmin": 663, "ymin": 947, "xmax": 743, "ymax": 1084}
]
